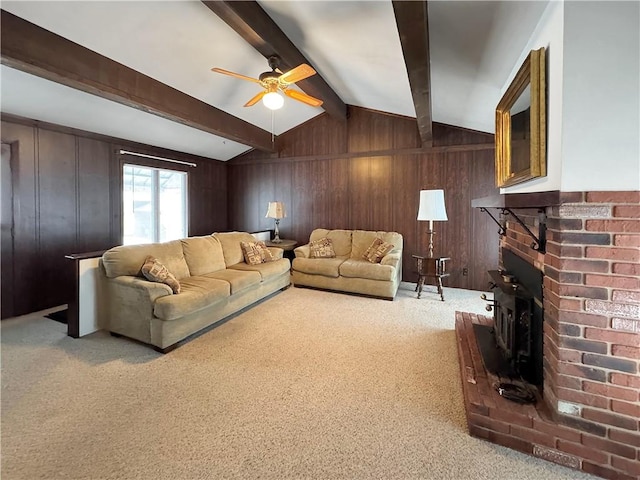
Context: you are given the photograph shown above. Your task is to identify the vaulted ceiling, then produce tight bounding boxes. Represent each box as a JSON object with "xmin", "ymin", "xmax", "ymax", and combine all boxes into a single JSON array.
[{"xmin": 0, "ymin": 1, "xmax": 548, "ymax": 161}]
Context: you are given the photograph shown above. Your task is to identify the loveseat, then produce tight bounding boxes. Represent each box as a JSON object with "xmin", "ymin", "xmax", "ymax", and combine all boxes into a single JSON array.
[
  {"xmin": 291, "ymin": 229, "xmax": 403, "ymax": 300},
  {"xmin": 100, "ymin": 232, "xmax": 291, "ymax": 352}
]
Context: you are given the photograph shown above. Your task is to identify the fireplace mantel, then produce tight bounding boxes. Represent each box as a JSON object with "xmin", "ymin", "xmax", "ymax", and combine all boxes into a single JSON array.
[
  {"xmin": 472, "ymin": 193, "xmax": 552, "ymax": 253},
  {"xmin": 471, "ymin": 190, "xmax": 562, "ymax": 209}
]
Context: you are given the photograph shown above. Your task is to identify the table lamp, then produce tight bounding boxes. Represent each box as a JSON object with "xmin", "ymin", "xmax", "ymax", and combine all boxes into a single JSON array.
[
  {"xmin": 265, "ymin": 201, "xmax": 286, "ymax": 243},
  {"xmin": 417, "ymin": 189, "xmax": 448, "ymax": 257}
]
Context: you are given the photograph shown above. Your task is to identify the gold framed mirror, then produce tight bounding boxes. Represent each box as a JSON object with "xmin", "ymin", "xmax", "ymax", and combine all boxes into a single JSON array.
[{"xmin": 495, "ymin": 48, "xmax": 546, "ymax": 187}]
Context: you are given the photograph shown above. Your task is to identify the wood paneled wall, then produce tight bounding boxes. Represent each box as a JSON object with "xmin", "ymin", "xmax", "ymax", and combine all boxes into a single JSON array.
[
  {"xmin": 1, "ymin": 117, "xmax": 227, "ymax": 318},
  {"xmin": 1, "ymin": 106, "xmax": 499, "ymax": 317},
  {"xmin": 228, "ymin": 107, "xmax": 499, "ymax": 291}
]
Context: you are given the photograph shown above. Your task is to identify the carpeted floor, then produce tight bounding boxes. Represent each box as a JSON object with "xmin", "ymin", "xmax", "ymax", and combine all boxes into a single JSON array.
[{"xmin": 1, "ymin": 283, "xmax": 597, "ymax": 480}]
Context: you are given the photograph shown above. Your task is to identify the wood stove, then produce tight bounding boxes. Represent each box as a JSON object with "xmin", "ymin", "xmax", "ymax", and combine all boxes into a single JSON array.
[{"xmin": 476, "ymin": 249, "xmax": 544, "ymax": 387}]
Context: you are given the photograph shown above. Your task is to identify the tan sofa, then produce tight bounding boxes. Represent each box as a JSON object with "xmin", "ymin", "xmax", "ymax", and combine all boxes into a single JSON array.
[
  {"xmin": 100, "ymin": 232, "xmax": 291, "ymax": 352},
  {"xmin": 292, "ymin": 229, "xmax": 403, "ymax": 300}
]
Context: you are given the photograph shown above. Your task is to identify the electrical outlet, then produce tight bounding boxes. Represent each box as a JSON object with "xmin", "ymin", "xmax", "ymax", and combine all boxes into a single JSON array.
[{"xmin": 462, "ymin": 267, "xmax": 469, "ymax": 276}]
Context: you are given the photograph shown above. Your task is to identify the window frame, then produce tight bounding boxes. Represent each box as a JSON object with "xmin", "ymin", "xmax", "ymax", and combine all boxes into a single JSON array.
[{"xmin": 120, "ymin": 154, "xmax": 190, "ymax": 245}]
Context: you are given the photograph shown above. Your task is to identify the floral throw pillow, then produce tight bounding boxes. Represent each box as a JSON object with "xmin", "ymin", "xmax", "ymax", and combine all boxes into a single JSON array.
[
  {"xmin": 141, "ymin": 256, "xmax": 181, "ymax": 294},
  {"xmin": 309, "ymin": 237, "xmax": 336, "ymax": 258},
  {"xmin": 363, "ymin": 238, "xmax": 394, "ymax": 263},
  {"xmin": 240, "ymin": 241, "xmax": 274, "ymax": 265}
]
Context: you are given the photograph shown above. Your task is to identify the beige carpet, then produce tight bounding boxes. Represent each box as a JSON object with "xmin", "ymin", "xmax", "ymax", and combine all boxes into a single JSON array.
[{"xmin": 1, "ymin": 283, "xmax": 597, "ymax": 480}]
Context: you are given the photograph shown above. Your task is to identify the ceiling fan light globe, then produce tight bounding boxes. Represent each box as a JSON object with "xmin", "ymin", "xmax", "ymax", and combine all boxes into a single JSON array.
[{"xmin": 263, "ymin": 91, "xmax": 284, "ymax": 110}]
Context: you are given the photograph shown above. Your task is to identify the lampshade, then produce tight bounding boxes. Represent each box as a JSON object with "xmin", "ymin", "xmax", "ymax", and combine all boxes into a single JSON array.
[
  {"xmin": 262, "ymin": 91, "xmax": 284, "ymax": 110},
  {"xmin": 417, "ymin": 189, "xmax": 448, "ymax": 221},
  {"xmin": 265, "ymin": 202, "xmax": 286, "ymax": 219}
]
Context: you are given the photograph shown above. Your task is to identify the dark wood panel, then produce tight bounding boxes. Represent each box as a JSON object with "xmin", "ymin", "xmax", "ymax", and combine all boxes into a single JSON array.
[
  {"xmin": 291, "ymin": 161, "xmax": 314, "ymax": 242},
  {"xmin": 327, "ymin": 158, "xmax": 350, "ymax": 230},
  {"xmin": 1, "ymin": 143, "xmax": 14, "ymax": 318},
  {"xmin": 209, "ymin": 162, "xmax": 228, "ymax": 234},
  {"xmin": 273, "ymin": 161, "xmax": 293, "ymax": 240},
  {"xmin": 227, "ymin": 164, "xmax": 246, "ymax": 231},
  {"xmin": 309, "ymin": 158, "xmax": 350, "ymax": 233},
  {"xmin": 257, "ymin": 163, "xmax": 277, "ymax": 234},
  {"xmin": 370, "ymin": 156, "xmax": 393, "ymax": 231},
  {"xmin": 470, "ymin": 149, "xmax": 500, "ymax": 291},
  {"xmin": 391, "ymin": 154, "xmax": 419, "ymax": 280},
  {"xmin": 433, "ymin": 123, "xmax": 494, "ymax": 146},
  {"xmin": 1, "ymin": 122, "xmax": 37, "ymax": 318},
  {"xmin": 280, "ymin": 112, "xmax": 348, "ymax": 159},
  {"xmin": 348, "ymin": 156, "xmax": 372, "ymax": 231},
  {"xmin": 441, "ymin": 151, "xmax": 471, "ymax": 290},
  {"xmin": 189, "ymin": 159, "xmax": 228, "ymax": 236},
  {"xmin": 38, "ymin": 129, "xmax": 78, "ymax": 308},
  {"xmin": 78, "ymin": 137, "xmax": 113, "ymax": 252}
]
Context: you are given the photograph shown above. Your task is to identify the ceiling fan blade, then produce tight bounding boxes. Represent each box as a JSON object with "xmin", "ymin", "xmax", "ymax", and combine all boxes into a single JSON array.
[
  {"xmin": 244, "ymin": 90, "xmax": 267, "ymax": 107},
  {"xmin": 211, "ymin": 67, "xmax": 261, "ymax": 84},
  {"xmin": 284, "ymin": 89, "xmax": 323, "ymax": 107},
  {"xmin": 278, "ymin": 64, "xmax": 316, "ymax": 84}
]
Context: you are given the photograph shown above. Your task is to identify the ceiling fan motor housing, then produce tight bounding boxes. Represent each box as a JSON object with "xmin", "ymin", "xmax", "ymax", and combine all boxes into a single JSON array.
[{"xmin": 259, "ymin": 71, "xmax": 280, "ymax": 82}]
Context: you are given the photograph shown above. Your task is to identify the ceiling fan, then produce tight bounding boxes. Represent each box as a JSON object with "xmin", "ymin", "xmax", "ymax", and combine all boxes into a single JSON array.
[{"xmin": 212, "ymin": 56, "xmax": 324, "ymax": 110}]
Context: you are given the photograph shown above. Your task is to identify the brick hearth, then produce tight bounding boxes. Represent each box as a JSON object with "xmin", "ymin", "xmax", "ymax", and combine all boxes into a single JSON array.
[
  {"xmin": 456, "ymin": 312, "xmax": 638, "ymax": 479},
  {"xmin": 459, "ymin": 191, "xmax": 640, "ymax": 480}
]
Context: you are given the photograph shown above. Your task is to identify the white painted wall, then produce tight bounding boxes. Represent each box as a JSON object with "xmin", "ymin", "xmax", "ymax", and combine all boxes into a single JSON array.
[
  {"xmin": 501, "ymin": 1, "xmax": 564, "ymax": 194},
  {"xmin": 560, "ymin": 1, "xmax": 640, "ymax": 192},
  {"xmin": 502, "ymin": 1, "xmax": 640, "ymax": 194},
  {"xmin": 78, "ymin": 257, "xmax": 108, "ymax": 336}
]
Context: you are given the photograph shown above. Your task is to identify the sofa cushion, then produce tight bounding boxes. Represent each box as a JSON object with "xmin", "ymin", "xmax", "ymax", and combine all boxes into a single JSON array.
[
  {"xmin": 214, "ymin": 232, "xmax": 259, "ymax": 267},
  {"xmin": 309, "ymin": 229, "xmax": 352, "ymax": 257},
  {"xmin": 339, "ymin": 259, "xmax": 396, "ymax": 282},
  {"xmin": 309, "ymin": 237, "xmax": 336, "ymax": 258},
  {"xmin": 203, "ymin": 269, "xmax": 261, "ymax": 294},
  {"xmin": 240, "ymin": 241, "xmax": 274, "ymax": 265},
  {"xmin": 181, "ymin": 236, "xmax": 226, "ymax": 276},
  {"xmin": 141, "ymin": 256, "xmax": 181, "ymax": 294},
  {"xmin": 363, "ymin": 238, "xmax": 394, "ymax": 263},
  {"xmin": 229, "ymin": 258, "xmax": 291, "ymax": 281},
  {"xmin": 102, "ymin": 240, "xmax": 190, "ymax": 280},
  {"xmin": 291, "ymin": 256, "xmax": 348, "ymax": 278},
  {"xmin": 153, "ymin": 276, "xmax": 230, "ymax": 321}
]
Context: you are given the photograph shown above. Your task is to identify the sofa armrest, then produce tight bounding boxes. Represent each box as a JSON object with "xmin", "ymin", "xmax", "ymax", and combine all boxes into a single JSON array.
[
  {"xmin": 380, "ymin": 252, "xmax": 401, "ymax": 268},
  {"xmin": 294, "ymin": 244, "xmax": 311, "ymax": 259},
  {"xmin": 111, "ymin": 275, "xmax": 174, "ymax": 298},
  {"xmin": 267, "ymin": 247, "xmax": 284, "ymax": 260},
  {"xmin": 105, "ymin": 275, "xmax": 173, "ymax": 342}
]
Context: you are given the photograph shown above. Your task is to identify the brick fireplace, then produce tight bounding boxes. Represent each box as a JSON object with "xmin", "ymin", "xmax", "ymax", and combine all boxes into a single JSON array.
[{"xmin": 458, "ymin": 191, "xmax": 639, "ymax": 480}]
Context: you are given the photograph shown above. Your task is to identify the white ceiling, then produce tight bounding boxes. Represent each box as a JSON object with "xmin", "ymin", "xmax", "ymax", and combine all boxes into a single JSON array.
[{"xmin": 0, "ymin": 1, "xmax": 549, "ymax": 161}]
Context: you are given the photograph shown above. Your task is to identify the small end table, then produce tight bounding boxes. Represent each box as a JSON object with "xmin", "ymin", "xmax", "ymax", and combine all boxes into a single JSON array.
[
  {"xmin": 265, "ymin": 239, "xmax": 297, "ymax": 251},
  {"xmin": 412, "ymin": 254, "xmax": 450, "ymax": 301},
  {"xmin": 265, "ymin": 239, "xmax": 298, "ymax": 262}
]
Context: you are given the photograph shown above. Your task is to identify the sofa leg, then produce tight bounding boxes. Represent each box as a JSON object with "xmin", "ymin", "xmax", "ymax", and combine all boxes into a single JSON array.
[{"xmin": 154, "ymin": 343, "xmax": 179, "ymax": 354}]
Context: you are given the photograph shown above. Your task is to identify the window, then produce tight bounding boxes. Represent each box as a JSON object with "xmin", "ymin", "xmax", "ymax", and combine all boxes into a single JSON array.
[{"xmin": 123, "ymin": 164, "xmax": 188, "ymax": 245}]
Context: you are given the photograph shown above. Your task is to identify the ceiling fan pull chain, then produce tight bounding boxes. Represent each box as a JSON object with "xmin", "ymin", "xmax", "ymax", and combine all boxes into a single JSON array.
[{"xmin": 271, "ymin": 110, "xmax": 275, "ymax": 145}]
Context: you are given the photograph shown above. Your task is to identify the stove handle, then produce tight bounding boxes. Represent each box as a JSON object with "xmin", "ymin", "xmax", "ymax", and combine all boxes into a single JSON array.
[{"xmin": 480, "ymin": 293, "xmax": 498, "ymax": 312}]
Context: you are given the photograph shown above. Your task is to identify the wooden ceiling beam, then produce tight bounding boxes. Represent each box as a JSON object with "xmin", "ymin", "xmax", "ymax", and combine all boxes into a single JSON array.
[
  {"xmin": 0, "ymin": 11, "xmax": 275, "ymax": 152},
  {"xmin": 202, "ymin": 0, "xmax": 347, "ymax": 121},
  {"xmin": 392, "ymin": 1, "xmax": 433, "ymax": 147}
]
